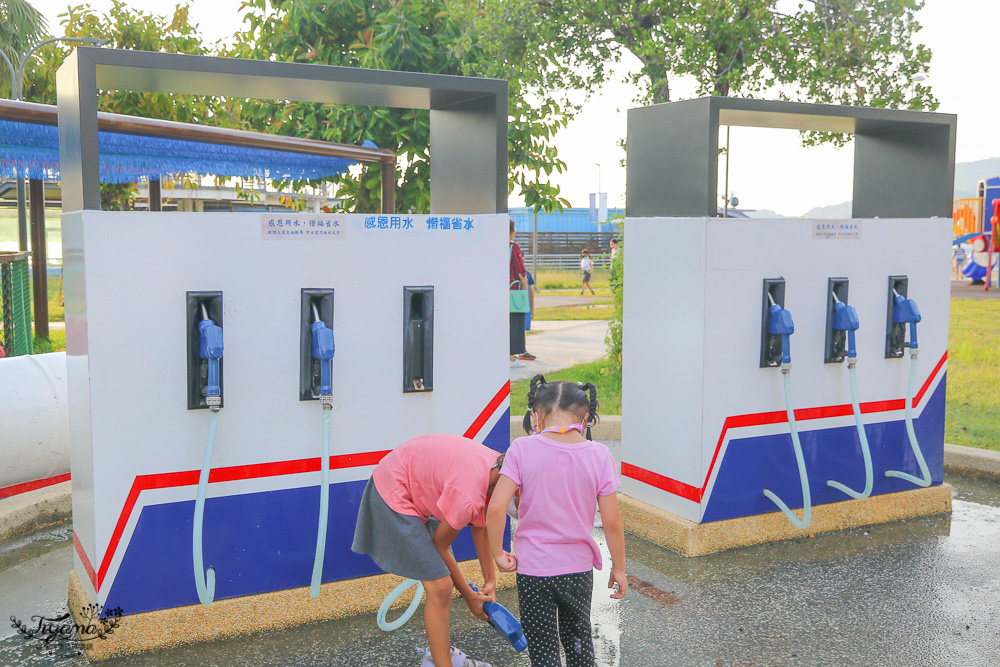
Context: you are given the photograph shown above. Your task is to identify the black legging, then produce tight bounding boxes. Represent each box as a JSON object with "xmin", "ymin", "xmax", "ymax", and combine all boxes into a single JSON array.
[
  {"xmin": 510, "ymin": 312, "xmax": 526, "ymax": 355},
  {"xmin": 517, "ymin": 571, "xmax": 595, "ymax": 667}
]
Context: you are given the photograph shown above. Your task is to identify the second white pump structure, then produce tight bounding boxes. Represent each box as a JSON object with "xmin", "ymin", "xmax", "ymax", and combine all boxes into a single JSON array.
[{"xmin": 622, "ymin": 217, "xmax": 950, "ymax": 526}]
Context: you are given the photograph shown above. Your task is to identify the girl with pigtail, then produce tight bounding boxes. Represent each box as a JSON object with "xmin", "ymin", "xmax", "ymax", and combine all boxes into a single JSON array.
[{"xmin": 486, "ymin": 375, "xmax": 627, "ymax": 667}]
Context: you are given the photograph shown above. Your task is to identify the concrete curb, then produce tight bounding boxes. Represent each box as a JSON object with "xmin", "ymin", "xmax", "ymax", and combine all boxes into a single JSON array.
[
  {"xmin": 0, "ymin": 481, "xmax": 72, "ymax": 544},
  {"xmin": 944, "ymin": 443, "xmax": 1000, "ymax": 480}
]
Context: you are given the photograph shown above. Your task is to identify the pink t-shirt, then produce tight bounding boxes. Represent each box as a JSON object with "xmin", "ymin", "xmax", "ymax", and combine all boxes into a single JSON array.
[
  {"xmin": 372, "ymin": 433, "xmax": 497, "ymax": 529},
  {"xmin": 501, "ymin": 434, "xmax": 620, "ymax": 577}
]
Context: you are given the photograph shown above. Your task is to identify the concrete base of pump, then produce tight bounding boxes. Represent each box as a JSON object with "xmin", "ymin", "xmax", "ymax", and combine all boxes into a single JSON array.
[
  {"xmin": 69, "ymin": 562, "xmax": 517, "ymax": 661},
  {"xmin": 618, "ymin": 484, "xmax": 953, "ymax": 557}
]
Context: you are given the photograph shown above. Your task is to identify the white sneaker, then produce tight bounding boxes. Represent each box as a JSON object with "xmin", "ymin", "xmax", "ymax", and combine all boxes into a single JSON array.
[
  {"xmin": 509, "ymin": 359, "xmax": 525, "ymax": 368},
  {"xmin": 417, "ymin": 646, "xmax": 493, "ymax": 667}
]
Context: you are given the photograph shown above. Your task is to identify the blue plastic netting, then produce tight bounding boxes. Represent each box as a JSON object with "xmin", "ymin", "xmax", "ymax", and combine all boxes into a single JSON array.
[{"xmin": 0, "ymin": 120, "xmax": 373, "ymax": 183}]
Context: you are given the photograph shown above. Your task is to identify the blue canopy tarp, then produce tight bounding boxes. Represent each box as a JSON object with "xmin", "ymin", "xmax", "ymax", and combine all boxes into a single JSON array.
[{"xmin": 0, "ymin": 119, "xmax": 373, "ymax": 183}]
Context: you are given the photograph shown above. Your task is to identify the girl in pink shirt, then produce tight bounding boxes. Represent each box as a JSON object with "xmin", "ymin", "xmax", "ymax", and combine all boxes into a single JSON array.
[
  {"xmin": 353, "ymin": 434, "xmax": 502, "ymax": 667},
  {"xmin": 486, "ymin": 377, "xmax": 627, "ymax": 667}
]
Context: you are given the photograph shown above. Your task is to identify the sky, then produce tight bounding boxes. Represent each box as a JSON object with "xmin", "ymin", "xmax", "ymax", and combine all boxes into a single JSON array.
[{"xmin": 28, "ymin": 0, "xmax": 1000, "ymax": 216}]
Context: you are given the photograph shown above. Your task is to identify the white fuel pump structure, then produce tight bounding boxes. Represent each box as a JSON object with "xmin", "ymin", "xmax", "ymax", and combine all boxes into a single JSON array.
[
  {"xmin": 58, "ymin": 50, "xmax": 512, "ymax": 621},
  {"xmin": 621, "ymin": 97, "xmax": 955, "ymax": 540}
]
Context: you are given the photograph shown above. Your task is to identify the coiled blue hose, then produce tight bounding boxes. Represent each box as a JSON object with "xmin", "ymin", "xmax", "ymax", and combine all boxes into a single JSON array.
[
  {"xmin": 827, "ymin": 362, "xmax": 874, "ymax": 499},
  {"xmin": 763, "ymin": 370, "xmax": 812, "ymax": 529},
  {"xmin": 310, "ymin": 409, "xmax": 331, "ymax": 598},
  {"xmin": 377, "ymin": 578, "xmax": 425, "ymax": 631},
  {"xmin": 193, "ymin": 411, "xmax": 218, "ymax": 605},
  {"xmin": 885, "ymin": 353, "xmax": 932, "ymax": 487}
]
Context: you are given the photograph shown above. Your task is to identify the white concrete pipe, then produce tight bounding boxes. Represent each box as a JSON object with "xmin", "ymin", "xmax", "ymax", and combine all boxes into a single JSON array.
[{"xmin": 0, "ymin": 352, "xmax": 69, "ymax": 490}]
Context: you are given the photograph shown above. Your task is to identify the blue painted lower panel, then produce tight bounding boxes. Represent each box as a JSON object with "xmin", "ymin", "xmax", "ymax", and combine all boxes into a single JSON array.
[
  {"xmin": 701, "ymin": 374, "xmax": 946, "ymax": 523},
  {"xmin": 105, "ymin": 478, "xmax": 511, "ymax": 616},
  {"xmin": 482, "ymin": 408, "xmax": 511, "ymax": 452}
]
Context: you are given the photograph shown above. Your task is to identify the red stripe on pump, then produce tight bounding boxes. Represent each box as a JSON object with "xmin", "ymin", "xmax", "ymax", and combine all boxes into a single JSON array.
[
  {"xmin": 465, "ymin": 381, "xmax": 511, "ymax": 439},
  {"xmin": 622, "ymin": 351, "xmax": 948, "ymax": 502}
]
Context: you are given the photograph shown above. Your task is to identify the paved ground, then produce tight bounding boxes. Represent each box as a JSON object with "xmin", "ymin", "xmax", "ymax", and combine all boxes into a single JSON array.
[
  {"xmin": 2, "ymin": 471, "xmax": 999, "ymax": 666},
  {"xmin": 951, "ymin": 280, "xmax": 1000, "ymax": 300},
  {"xmin": 513, "ymin": 320, "xmax": 609, "ymax": 382}
]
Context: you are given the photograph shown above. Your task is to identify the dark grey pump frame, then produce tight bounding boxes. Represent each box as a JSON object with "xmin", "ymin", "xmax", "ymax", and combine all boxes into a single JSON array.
[
  {"xmin": 56, "ymin": 48, "xmax": 507, "ymax": 214},
  {"xmin": 626, "ymin": 96, "xmax": 957, "ymax": 219}
]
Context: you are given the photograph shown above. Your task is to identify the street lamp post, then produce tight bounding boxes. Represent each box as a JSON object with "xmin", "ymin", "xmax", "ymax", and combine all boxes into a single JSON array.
[{"xmin": 594, "ymin": 162, "xmax": 602, "ymax": 233}]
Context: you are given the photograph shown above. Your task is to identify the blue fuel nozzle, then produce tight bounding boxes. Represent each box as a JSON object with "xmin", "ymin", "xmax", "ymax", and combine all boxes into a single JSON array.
[
  {"xmin": 467, "ymin": 581, "xmax": 527, "ymax": 653},
  {"xmin": 198, "ymin": 318, "xmax": 223, "ymax": 404},
  {"xmin": 832, "ymin": 301, "xmax": 860, "ymax": 358},
  {"xmin": 767, "ymin": 303, "xmax": 794, "ymax": 364},
  {"xmin": 311, "ymin": 321, "xmax": 335, "ymax": 398},
  {"xmin": 893, "ymin": 295, "xmax": 921, "ymax": 350}
]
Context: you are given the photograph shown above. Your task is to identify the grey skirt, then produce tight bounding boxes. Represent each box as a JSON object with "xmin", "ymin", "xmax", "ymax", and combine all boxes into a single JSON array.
[{"xmin": 351, "ymin": 478, "xmax": 449, "ymax": 581}]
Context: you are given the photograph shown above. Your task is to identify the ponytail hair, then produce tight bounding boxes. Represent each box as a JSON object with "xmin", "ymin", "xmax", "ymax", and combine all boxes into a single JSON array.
[
  {"xmin": 578, "ymin": 381, "xmax": 599, "ymax": 440},
  {"xmin": 522, "ymin": 376, "xmax": 600, "ymax": 439},
  {"xmin": 523, "ymin": 374, "xmax": 548, "ymax": 434}
]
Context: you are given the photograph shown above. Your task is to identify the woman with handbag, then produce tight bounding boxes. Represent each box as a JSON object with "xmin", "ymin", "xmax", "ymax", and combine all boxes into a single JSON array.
[{"xmin": 509, "ymin": 219, "xmax": 532, "ymax": 368}]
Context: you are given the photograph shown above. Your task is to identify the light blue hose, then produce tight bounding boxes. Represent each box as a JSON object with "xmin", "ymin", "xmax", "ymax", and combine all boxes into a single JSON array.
[
  {"xmin": 377, "ymin": 579, "xmax": 425, "ymax": 631},
  {"xmin": 885, "ymin": 353, "xmax": 932, "ymax": 487},
  {"xmin": 310, "ymin": 408, "xmax": 331, "ymax": 597},
  {"xmin": 193, "ymin": 411, "xmax": 218, "ymax": 606},
  {"xmin": 827, "ymin": 363, "xmax": 874, "ymax": 499},
  {"xmin": 763, "ymin": 370, "xmax": 812, "ymax": 529}
]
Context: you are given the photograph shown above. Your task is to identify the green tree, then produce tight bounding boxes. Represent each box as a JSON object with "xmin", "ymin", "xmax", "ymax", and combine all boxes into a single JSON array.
[
  {"xmin": 0, "ymin": 0, "xmax": 47, "ymax": 94},
  {"xmin": 20, "ymin": 2, "xmax": 222, "ymax": 124},
  {"xmin": 226, "ymin": 0, "xmax": 571, "ymax": 213},
  {"xmin": 19, "ymin": 3, "xmax": 236, "ymax": 209},
  {"xmin": 481, "ymin": 0, "xmax": 935, "ymax": 112}
]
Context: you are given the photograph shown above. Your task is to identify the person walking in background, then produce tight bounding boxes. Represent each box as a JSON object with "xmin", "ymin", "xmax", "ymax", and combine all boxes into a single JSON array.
[
  {"xmin": 519, "ymin": 269, "xmax": 537, "ymax": 362},
  {"xmin": 510, "ymin": 219, "xmax": 529, "ymax": 368},
  {"xmin": 609, "ymin": 238, "xmax": 620, "ymax": 261},
  {"xmin": 580, "ymin": 249, "xmax": 595, "ymax": 296}
]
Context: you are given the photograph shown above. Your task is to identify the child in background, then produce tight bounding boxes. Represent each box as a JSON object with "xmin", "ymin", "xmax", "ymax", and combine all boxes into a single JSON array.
[
  {"xmin": 580, "ymin": 250, "xmax": 595, "ymax": 296},
  {"xmin": 486, "ymin": 376, "xmax": 627, "ymax": 667}
]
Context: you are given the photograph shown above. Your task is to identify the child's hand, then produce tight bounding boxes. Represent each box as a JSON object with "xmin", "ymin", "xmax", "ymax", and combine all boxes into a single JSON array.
[
  {"xmin": 608, "ymin": 569, "xmax": 627, "ymax": 599},
  {"xmin": 495, "ymin": 551, "xmax": 517, "ymax": 572},
  {"xmin": 463, "ymin": 589, "xmax": 491, "ymax": 622},
  {"xmin": 481, "ymin": 578, "xmax": 497, "ymax": 601}
]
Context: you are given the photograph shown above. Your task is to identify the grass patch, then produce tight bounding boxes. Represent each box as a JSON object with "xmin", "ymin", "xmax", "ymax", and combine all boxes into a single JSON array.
[
  {"xmin": 534, "ymin": 269, "xmax": 609, "ymax": 291},
  {"xmin": 533, "ymin": 299, "xmax": 615, "ymax": 321},
  {"xmin": 27, "ymin": 275, "xmax": 65, "ymax": 322},
  {"xmin": 32, "ymin": 329, "xmax": 66, "ymax": 353},
  {"xmin": 946, "ymin": 299, "xmax": 1000, "ymax": 451},
  {"xmin": 48, "ymin": 276, "xmax": 64, "ymax": 322},
  {"xmin": 510, "ymin": 358, "xmax": 621, "ymax": 418}
]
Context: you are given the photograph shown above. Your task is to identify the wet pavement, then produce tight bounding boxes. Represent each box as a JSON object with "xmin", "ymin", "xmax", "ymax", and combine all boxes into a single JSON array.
[{"xmin": 2, "ymin": 473, "xmax": 999, "ymax": 666}]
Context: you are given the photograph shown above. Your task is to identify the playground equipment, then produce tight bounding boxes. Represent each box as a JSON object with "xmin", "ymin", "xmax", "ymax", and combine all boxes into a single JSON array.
[
  {"xmin": 56, "ymin": 49, "xmax": 511, "ymax": 657},
  {"xmin": 621, "ymin": 97, "xmax": 954, "ymax": 550},
  {"xmin": 953, "ymin": 177, "xmax": 1000, "ymax": 288}
]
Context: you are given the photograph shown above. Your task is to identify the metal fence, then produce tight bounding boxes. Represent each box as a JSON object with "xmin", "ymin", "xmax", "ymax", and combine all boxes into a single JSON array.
[
  {"xmin": 515, "ymin": 231, "xmax": 614, "ymax": 270},
  {"xmin": 0, "ymin": 252, "xmax": 33, "ymax": 357}
]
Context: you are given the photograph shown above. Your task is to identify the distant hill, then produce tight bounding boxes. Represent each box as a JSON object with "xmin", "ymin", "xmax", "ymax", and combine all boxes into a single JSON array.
[
  {"xmin": 803, "ymin": 201, "xmax": 852, "ymax": 219},
  {"xmin": 801, "ymin": 157, "xmax": 1000, "ymax": 217},
  {"xmin": 954, "ymin": 157, "xmax": 1000, "ymax": 198}
]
